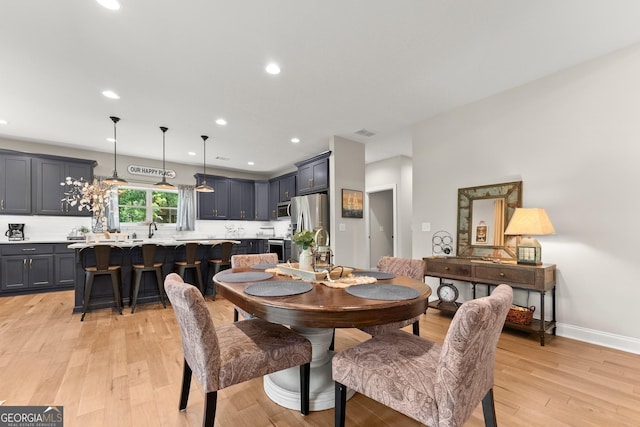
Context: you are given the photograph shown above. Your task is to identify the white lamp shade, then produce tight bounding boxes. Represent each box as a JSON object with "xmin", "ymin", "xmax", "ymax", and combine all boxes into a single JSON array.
[{"xmin": 504, "ymin": 208, "xmax": 555, "ymax": 236}]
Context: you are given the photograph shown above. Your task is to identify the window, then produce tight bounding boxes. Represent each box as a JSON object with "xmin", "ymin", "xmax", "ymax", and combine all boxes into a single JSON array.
[{"xmin": 118, "ymin": 187, "xmax": 178, "ymax": 224}]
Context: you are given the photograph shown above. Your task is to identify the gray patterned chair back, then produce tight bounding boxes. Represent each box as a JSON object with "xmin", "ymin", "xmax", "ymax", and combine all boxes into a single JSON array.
[
  {"xmin": 377, "ymin": 256, "xmax": 425, "ymax": 281},
  {"xmin": 231, "ymin": 253, "xmax": 279, "ymax": 269},
  {"xmin": 435, "ymin": 284, "xmax": 512, "ymax": 425},
  {"xmin": 164, "ymin": 273, "xmax": 221, "ymax": 392}
]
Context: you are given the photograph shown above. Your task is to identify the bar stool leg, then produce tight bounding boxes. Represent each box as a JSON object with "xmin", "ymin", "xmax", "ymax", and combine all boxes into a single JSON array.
[
  {"xmin": 110, "ymin": 271, "xmax": 123, "ymax": 315},
  {"xmin": 131, "ymin": 269, "xmax": 142, "ymax": 313},
  {"xmin": 81, "ymin": 272, "xmax": 94, "ymax": 322},
  {"xmin": 155, "ymin": 268, "xmax": 166, "ymax": 308}
]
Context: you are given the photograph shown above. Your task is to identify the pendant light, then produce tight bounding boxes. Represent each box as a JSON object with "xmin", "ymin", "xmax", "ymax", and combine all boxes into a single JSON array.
[
  {"xmin": 195, "ymin": 135, "xmax": 214, "ymax": 193},
  {"xmin": 154, "ymin": 126, "xmax": 175, "ymax": 189},
  {"xmin": 103, "ymin": 116, "xmax": 127, "ymax": 185}
]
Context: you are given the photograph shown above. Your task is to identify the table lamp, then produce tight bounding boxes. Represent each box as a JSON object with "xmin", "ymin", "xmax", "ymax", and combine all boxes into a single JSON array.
[{"xmin": 504, "ymin": 208, "xmax": 555, "ymax": 265}]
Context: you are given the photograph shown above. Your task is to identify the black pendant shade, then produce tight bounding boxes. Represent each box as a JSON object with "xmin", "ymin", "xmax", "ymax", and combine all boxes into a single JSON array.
[
  {"xmin": 195, "ymin": 135, "xmax": 214, "ymax": 193},
  {"xmin": 103, "ymin": 116, "xmax": 128, "ymax": 185},
  {"xmin": 154, "ymin": 126, "xmax": 175, "ymax": 189}
]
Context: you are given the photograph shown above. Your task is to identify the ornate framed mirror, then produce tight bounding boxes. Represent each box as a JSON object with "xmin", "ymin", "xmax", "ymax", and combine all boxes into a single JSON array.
[{"xmin": 456, "ymin": 181, "xmax": 522, "ymax": 259}]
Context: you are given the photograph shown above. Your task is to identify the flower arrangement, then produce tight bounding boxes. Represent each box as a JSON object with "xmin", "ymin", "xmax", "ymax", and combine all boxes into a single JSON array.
[
  {"xmin": 293, "ymin": 230, "xmax": 315, "ymax": 250},
  {"xmin": 60, "ymin": 177, "xmax": 112, "ymax": 232}
]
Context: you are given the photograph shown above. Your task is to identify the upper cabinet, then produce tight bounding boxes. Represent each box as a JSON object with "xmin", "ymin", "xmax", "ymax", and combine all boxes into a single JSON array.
[
  {"xmin": 195, "ymin": 174, "xmax": 230, "ymax": 219},
  {"xmin": 0, "ymin": 150, "xmax": 96, "ymax": 216},
  {"xmin": 0, "ymin": 153, "xmax": 32, "ymax": 214},
  {"xmin": 33, "ymin": 157, "xmax": 95, "ymax": 216},
  {"xmin": 296, "ymin": 151, "xmax": 330, "ymax": 195},
  {"xmin": 229, "ymin": 179, "xmax": 254, "ymax": 220},
  {"xmin": 279, "ymin": 173, "xmax": 296, "ymax": 202},
  {"xmin": 254, "ymin": 181, "xmax": 270, "ymax": 221}
]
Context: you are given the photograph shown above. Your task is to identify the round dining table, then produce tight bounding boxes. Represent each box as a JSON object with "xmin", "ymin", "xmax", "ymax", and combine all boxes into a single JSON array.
[{"xmin": 213, "ymin": 268, "xmax": 431, "ymax": 411}]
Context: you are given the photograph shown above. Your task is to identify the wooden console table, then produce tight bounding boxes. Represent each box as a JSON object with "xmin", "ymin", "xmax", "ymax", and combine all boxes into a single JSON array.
[{"xmin": 424, "ymin": 257, "xmax": 556, "ymax": 346}]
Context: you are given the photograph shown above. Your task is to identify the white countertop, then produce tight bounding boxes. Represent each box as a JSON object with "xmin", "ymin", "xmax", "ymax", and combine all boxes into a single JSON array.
[{"xmin": 66, "ymin": 238, "xmax": 242, "ymax": 249}]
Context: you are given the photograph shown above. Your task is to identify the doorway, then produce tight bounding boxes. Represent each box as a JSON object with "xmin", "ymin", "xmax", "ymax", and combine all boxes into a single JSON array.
[{"xmin": 368, "ymin": 189, "xmax": 394, "ymax": 268}]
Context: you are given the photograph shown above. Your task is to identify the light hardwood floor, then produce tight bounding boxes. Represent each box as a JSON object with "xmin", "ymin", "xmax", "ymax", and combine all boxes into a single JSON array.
[{"xmin": 1, "ymin": 290, "xmax": 639, "ymax": 426}]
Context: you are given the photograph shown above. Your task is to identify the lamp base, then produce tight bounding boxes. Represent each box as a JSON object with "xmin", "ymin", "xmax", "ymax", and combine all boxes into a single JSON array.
[{"xmin": 516, "ymin": 237, "xmax": 543, "ymax": 265}]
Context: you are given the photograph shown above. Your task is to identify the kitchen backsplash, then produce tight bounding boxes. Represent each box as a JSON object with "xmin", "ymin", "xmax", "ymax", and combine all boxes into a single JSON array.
[{"xmin": 0, "ymin": 215, "xmax": 291, "ymax": 241}]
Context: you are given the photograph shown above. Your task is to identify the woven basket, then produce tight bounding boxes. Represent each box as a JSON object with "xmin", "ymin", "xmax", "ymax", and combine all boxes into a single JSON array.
[{"xmin": 506, "ymin": 304, "xmax": 535, "ymax": 325}]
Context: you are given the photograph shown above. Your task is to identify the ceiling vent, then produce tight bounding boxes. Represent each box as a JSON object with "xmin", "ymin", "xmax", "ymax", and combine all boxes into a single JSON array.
[{"xmin": 355, "ymin": 128, "xmax": 376, "ymax": 137}]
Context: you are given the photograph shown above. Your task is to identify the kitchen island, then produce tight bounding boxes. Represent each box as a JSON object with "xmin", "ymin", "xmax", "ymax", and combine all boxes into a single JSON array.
[{"xmin": 67, "ymin": 239, "xmax": 242, "ymax": 313}]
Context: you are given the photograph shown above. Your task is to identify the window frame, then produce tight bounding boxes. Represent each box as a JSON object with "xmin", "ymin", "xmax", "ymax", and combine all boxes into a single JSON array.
[{"xmin": 117, "ymin": 185, "xmax": 179, "ymax": 226}]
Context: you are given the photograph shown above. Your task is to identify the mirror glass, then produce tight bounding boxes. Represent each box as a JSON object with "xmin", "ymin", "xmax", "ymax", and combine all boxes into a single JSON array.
[{"xmin": 456, "ymin": 181, "xmax": 522, "ymax": 259}]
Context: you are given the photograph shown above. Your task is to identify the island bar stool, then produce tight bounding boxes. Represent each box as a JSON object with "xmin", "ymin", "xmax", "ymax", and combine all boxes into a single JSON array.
[
  {"xmin": 206, "ymin": 241, "xmax": 234, "ymax": 299},
  {"xmin": 79, "ymin": 245, "xmax": 123, "ymax": 321},
  {"xmin": 130, "ymin": 244, "xmax": 167, "ymax": 313},
  {"xmin": 174, "ymin": 242, "xmax": 204, "ymax": 294}
]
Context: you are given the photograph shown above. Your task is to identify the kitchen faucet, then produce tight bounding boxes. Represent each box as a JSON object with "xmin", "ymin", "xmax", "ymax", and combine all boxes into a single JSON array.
[{"xmin": 148, "ymin": 221, "xmax": 157, "ymax": 238}]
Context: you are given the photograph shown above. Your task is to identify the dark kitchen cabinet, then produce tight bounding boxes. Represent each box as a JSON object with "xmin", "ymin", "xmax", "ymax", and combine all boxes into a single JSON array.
[
  {"xmin": 254, "ymin": 181, "xmax": 270, "ymax": 220},
  {"xmin": 229, "ymin": 179, "xmax": 254, "ymax": 220},
  {"xmin": 33, "ymin": 157, "xmax": 94, "ymax": 216},
  {"xmin": 296, "ymin": 152, "xmax": 329, "ymax": 195},
  {"xmin": 195, "ymin": 174, "xmax": 229, "ymax": 219},
  {"xmin": 268, "ymin": 179, "xmax": 279, "ymax": 220},
  {"xmin": 279, "ymin": 173, "xmax": 296, "ymax": 202},
  {"xmin": 1, "ymin": 244, "xmax": 54, "ymax": 291},
  {"xmin": 0, "ymin": 153, "xmax": 32, "ymax": 214},
  {"xmin": 54, "ymin": 244, "xmax": 77, "ymax": 287}
]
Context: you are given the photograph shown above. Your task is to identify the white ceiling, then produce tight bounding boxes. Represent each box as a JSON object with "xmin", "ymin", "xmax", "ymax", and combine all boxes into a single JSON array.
[{"xmin": 2, "ymin": 1, "xmax": 640, "ymax": 174}]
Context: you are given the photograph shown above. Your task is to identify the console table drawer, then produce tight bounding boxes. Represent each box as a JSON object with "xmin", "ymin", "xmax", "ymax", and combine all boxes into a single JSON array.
[
  {"xmin": 474, "ymin": 265, "xmax": 534, "ymax": 287},
  {"xmin": 426, "ymin": 260, "xmax": 472, "ymax": 278}
]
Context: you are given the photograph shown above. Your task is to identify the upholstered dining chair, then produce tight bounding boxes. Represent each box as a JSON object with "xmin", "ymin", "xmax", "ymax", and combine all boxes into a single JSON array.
[
  {"xmin": 333, "ymin": 284, "xmax": 512, "ymax": 427},
  {"xmin": 358, "ymin": 256, "xmax": 426, "ymax": 336},
  {"xmin": 229, "ymin": 253, "xmax": 279, "ymax": 321},
  {"xmin": 164, "ymin": 273, "xmax": 312, "ymax": 427}
]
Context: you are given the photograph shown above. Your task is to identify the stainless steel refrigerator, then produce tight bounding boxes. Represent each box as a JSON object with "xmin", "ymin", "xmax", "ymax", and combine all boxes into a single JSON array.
[{"xmin": 290, "ymin": 194, "xmax": 329, "ymax": 260}]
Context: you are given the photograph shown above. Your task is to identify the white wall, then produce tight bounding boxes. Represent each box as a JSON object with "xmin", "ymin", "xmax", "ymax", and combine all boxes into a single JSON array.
[
  {"xmin": 412, "ymin": 43, "xmax": 640, "ymax": 354},
  {"xmin": 330, "ymin": 136, "xmax": 367, "ymax": 268},
  {"xmin": 366, "ymin": 155, "xmax": 413, "ymax": 259}
]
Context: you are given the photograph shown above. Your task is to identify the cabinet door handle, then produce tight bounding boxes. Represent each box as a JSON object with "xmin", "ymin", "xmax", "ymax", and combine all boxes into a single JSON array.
[
  {"xmin": 308, "ymin": 179, "xmax": 313, "ymax": 188},
  {"xmin": 444, "ymin": 267, "xmax": 450, "ymax": 270},
  {"xmin": 1, "ymin": 199, "xmax": 4, "ymax": 210},
  {"xmin": 499, "ymin": 273, "xmax": 505, "ymax": 277},
  {"xmin": 23, "ymin": 259, "xmax": 27, "ymax": 269},
  {"xmin": 30, "ymin": 259, "xmax": 33, "ymax": 269},
  {"xmin": 22, "ymin": 248, "xmax": 37, "ymax": 251}
]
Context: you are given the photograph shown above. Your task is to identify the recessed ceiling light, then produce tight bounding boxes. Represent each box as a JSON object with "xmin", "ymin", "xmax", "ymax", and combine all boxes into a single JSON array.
[
  {"xmin": 247, "ymin": 161, "xmax": 255, "ymax": 166},
  {"xmin": 291, "ymin": 137, "xmax": 300, "ymax": 143},
  {"xmin": 265, "ymin": 63, "xmax": 281, "ymax": 75},
  {"xmin": 0, "ymin": 119, "xmax": 8, "ymax": 125},
  {"xmin": 188, "ymin": 151, "xmax": 196, "ymax": 156},
  {"xmin": 96, "ymin": 0, "xmax": 120, "ymax": 10},
  {"xmin": 102, "ymin": 90, "xmax": 120, "ymax": 99},
  {"xmin": 215, "ymin": 118, "xmax": 227, "ymax": 126}
]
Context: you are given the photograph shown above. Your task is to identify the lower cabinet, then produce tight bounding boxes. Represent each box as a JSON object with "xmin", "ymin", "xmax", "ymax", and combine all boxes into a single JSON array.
[{"xmin": 0, "ymin": 243, "xmax": 75, "ymax": 294}]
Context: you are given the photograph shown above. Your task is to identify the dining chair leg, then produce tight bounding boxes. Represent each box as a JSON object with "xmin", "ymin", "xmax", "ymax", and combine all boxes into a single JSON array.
[
  {"xmin": 412, "ymin": 320, "xmax": 420, "ymax": 336},
  {"xmin": 329, "ymin": 329, "xmax": 335, "ymax": 351},
  {"xmin": 335, "ymin": 381, "xmax": 347, "ymax": 427},
  {"xmin": 300, "ymin": 363, "xmax": 310, "ymax": 415},
  {"xmin": 179, "ymin": 359, "xmax": 192, "ymax": 411},
  {"xmin": 233, "ymin": 308, "xmax": 239, "ymax": 322},
  {"xmin": 203, "ymin": 390, "xmax": 217, "ymax": 427},
  {"xmin": 482, "ymin": 388, "xmax": 498, "ymax": 427},
  {"xmin": 195, "ymin": 265, "xmax": 204, "ymax": 295}
]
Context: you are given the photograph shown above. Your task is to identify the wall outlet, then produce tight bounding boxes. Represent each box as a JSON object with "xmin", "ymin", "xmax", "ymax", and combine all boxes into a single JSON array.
[{"xmin": 421, "ymin": 222, "xmax": 431, "ymax": 232}]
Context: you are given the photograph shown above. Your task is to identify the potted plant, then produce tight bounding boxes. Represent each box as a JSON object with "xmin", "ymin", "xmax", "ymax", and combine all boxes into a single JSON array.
[{"xmin": 293, "ymin": 230, "xmax": 315, "ymax": 271}]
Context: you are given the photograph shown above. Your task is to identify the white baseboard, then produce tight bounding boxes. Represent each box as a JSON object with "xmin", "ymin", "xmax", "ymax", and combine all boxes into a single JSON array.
[{"xmin": 557, "ymin": 323, "xmax": 640, "ymax": 355}]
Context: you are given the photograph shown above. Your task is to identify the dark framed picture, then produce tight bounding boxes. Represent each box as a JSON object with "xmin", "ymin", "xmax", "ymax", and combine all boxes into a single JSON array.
[{"xmin": 342, "ymin": 189, "xmax": 363, "ymax": 218}]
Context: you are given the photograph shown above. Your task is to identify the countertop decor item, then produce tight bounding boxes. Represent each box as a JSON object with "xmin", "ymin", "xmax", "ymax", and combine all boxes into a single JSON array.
[{"xmin": 61, "ymin": 177, "xmax": 113, "ymax": 232}]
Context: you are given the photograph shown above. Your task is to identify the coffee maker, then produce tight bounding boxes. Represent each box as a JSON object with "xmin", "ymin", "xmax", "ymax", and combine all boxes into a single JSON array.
[{"xmin": 5, "ymin": 223, "xmax": 25, "ymax": 241}]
